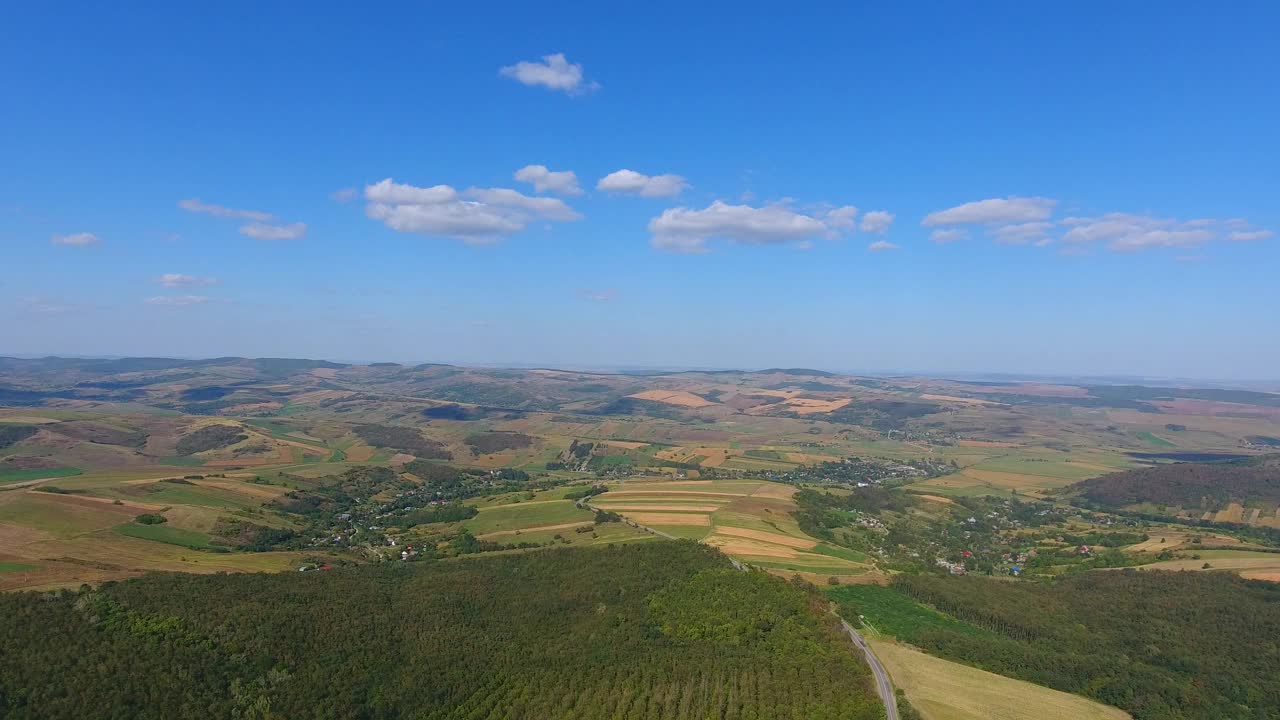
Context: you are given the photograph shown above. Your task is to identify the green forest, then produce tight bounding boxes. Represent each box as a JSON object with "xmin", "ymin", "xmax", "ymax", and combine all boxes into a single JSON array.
[
  {"xmin": 175, "ymin": 424, "xmax": 249, "ymax": 455},
  {"xmin": 0, "ymin": 542, "xmax": 884, "ymax": 720},
  {"xmin": 1070, "ymin": 455, "xmax": 1280, "ymax": 509},
  {"xmin": 867, "ymin": 571, "xmax": 1280, "ymax": 719}
]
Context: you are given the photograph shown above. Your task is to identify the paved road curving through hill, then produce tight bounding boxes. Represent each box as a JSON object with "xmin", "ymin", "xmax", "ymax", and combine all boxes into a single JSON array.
[{"xmin": 839, "ymin": 619, "xmax": 899, "ymax": 720}]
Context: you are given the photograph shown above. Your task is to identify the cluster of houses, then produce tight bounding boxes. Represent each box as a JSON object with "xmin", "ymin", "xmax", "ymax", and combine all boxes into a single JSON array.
[{"xmin": 777, "ymin": 455, "xmax": 954, "ymax": 487}]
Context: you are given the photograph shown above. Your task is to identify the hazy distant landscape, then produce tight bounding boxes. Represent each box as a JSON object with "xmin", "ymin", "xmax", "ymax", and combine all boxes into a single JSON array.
[{"xmin": 2, "ymin": 355, "xmax": 1279, "ymax": 718}]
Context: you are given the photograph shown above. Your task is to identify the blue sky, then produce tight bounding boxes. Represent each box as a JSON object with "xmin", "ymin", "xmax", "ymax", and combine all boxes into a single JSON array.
[{"xmin": 3, "ymin": 2, "xmax": 1278, "ymax": 378}]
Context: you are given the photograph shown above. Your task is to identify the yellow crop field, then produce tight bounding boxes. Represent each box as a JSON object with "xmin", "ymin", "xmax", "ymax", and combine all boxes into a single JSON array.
[
  {"xmin": 594, "ymin": 478, "xmax": 875, "ymax": 581},
  {"xmin": 1128, "ymin": 556, "xmax": 1280, "ymax": 581},
  {"xmin": 712, "ymin": 526, "xmax": 816, "ymax": 549},
  {"xmin": 783, "ymin": 397, "xmax": 850, "ymax": 414},
  {"xmin": 625, "ymin": 512, "xmax": 711, "ymax": 526},
  {"xmin": 872, "ymin": 641, "xmax": 1130, "ymax": 720},
  {"xmin": 591, "ymin": 503, "xmax": 722, "ymax": 512},
  {"xmin": 626, "ymin": 390, "xmax": 714, "ymax": 407}
]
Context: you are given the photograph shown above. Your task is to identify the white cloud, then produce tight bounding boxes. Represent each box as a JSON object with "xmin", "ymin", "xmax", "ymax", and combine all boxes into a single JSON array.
[
  {"xmin": 155, "ymin": 273, "xmax": 217, "ymax": 288},
  {"xmin": 330, "ymin": 187, "xmax": 358, "ymax": 204},
  {"xmin": 867, "ymin": 240, "xmax": 900, "ymax": 252},
  {"xmin": 513, "ymin": 165, "xmax": 582, "ymax": 196},
  {"xmin": 464, "ymin": 187, "xmax": 581, "ymax": 221},
  {"xmin": 860, "ymin": 210, "xmax": 894, "ymax": 234},
  {"xmin": 648, "ymin": 200, "xmax": 850, "ymax": 253},
  {"xmin": 1061, "ymin": 213, "xmax": 1216, "ymax": 252},
  {"xmin": 824, "ymin": 206, "xmax": 859, "ymax": 230},
  {"xmin": 1227, "ymin": 229, "xmax": 1273, "ymax": 242},
  {"xmin": 240, "ymin": 222, "xmax": 307, "ymax": 240},
  {"xmin": 500, "ymin": 53, "xmax": 598, "ymax": 95},
  {"xmin": 50, "ymin": 232, "xmax": 100, "ymax": 246},
  {"xmin": 597, "ymin": 169, "xmax": 689, "ymax": 198},
  {"xmin": 930, "ymin": 228, "xmax": 970, "ymax": 243},
  {"xmin": 366, "ymin": 179, "xmax": 458, "ymax": 206},
  {"xmin": 922, "ymin": 196, "xmax": 1056, "ymax": 226},
  {"xmin": 145, "ymin": 295, "xmax": 210, "ymax": 306},
  {"xmin": 363, "ymin": 178, "xmax": 581, "ymax": 243},
  {"xmin": 178, "ymin": 198, "xmax": 273, "ymax": 221},
  {"xmin": 991, "ymin": 221, "xmax": 1053, "ymax": 245}
]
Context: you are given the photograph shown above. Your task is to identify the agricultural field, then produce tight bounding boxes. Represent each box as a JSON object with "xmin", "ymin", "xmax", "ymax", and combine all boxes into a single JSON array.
[
  {"xmin": 871, "ymin": 640, "xmax": 1130, "ymax": 720},
  {"xmin": 589, "ymin": 477, "xmax": 876, "ymax": 580},
  {"xmin": 1124, "ymin": 553, "xmax": 1280, "ymax": 581}
]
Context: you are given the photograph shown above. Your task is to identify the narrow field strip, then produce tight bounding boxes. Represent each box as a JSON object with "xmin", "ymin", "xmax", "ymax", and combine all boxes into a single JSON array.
[
  {"xmin": 713, "ymin": 526, "xmax": 816, "ymax": 549},
  {"xmin": 623, "ymin": 512, "xmax": 711, "ymax": 526},
  {"xmin": 476, "ymin": 521, "xmax": 594, "ymax": 540},
  {"xmin": 591, "ymin": 503, "xmax": 723, "ymax": 512}
]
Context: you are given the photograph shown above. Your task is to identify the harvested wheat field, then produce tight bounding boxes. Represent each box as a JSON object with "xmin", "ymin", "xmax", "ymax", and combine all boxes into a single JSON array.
[
  {"xmin": 627, "ymin": 390, "xmax": 714, "ymax": 407},
  {"xmin": 195, "ymin": 479, "xmax": 289, "ymax": 500},
  {"xmin": 605, "ymin": 490, "xmax": 748, "ymax": 499},
  {"xmin": 1211, "ymin": 503, "xmax": 1247, "ymax": 524},
  {"xmin": 477, "ymin": 521, "xmax": 593, "ymax": 540},
  {"xmin": 704, "ymin": 537, "xmax": 799, "ymax": 558},
  {"xmin": 591, "ymin": 503, "xmax": 722, "ymax": 512},
  {"xmin": 921, "ymin": 394, "xmax": 1000, "ymax": 406},
  {"xmin": 749, "ymin": 483, "xmax": 797, "ymax": 500},
  {"xmin": 783, "ymin": 397, "xmax": 850, "ymax": 414},
  {"xmin": 655, "ymin": 446, "xmax": 731, "ymax": 467},
  {"xmin": 624, "ymin": 513, "xmax": 711, "ymax": 526},
  {"xmin": 598, "ymin": 440, "xmax": 650, "ymax": 450},
  {"xmin": 872, "ymin": 640, "xmax": 1129, "ymax": 720},
  {"xmin": 910, "ymin": 494, "xmax": 955, "ymax": 505},
  {"xmin": 1131, "ymin": 556, "xmax": 1280, "ymax": 580},
  {"xmin": 713, "ymin": 526, "xmax": 816, "ymax": 549}
]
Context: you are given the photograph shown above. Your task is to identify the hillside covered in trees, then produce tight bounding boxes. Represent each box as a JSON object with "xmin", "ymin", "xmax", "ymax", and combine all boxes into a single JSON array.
[
  {"xmin": 1069, "ymin": 455, "xmax": 1280, "ymax": 510},
  {"xmin": 0, "ymin": 542, "xmax": 884, "ymax": 720},
  {"xmin": 884, "ymin": 571, "xmax": 1280, "ymax": 719}
]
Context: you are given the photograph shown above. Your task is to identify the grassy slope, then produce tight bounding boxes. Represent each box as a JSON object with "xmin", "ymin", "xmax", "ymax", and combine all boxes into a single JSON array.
[{"xmin": 872, "ymin": 640, "xmax": 1129, "ymax": 720}]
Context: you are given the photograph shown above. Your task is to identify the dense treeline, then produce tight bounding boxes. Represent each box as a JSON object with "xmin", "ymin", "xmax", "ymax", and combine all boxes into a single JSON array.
[
  {"xmin": 390, "ymin": 503, "xmax": 478, "ymax": 528},
  {"xmin": 175, "ymin": 424, "xmax": 248, "ymax": 455},
  {"xmin": 272, "ymin": 466, "xmax": 411, "ymax": 519},
  {"xmin": 50, "ymin": 420, "xmax": 148, "ymax": 448},
  {"xmin": 0, "ymin": 424, "xmax": 37, "ymax": 449},
  {"xmin": 889, "ymin": 571, "xmax": 1280, "ymax": 719},
  {"xmin": 0, "ymin": 543, "xmax": 883, "ymax": 720},
  {"xmin": 823, "ymin": 400, "xmax": 942, "ymax": 430},
  {"xmin": 352, "ymin": 423, "xmax": 453, "ymax": 459},
  {"xmin": 464, "ymin": 431, "xmax": 534, "ymax": 454},
  {"xmin": 400, "ymin": 461, "xmax": 532, "ymax": 500},
  {"xmin": 565, "ymin": 484, "xmax": 608, "ymax": 501},
  {"xmin": 1071, "ymin": 455, "xmax": 1280, "ymax": 509}
]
